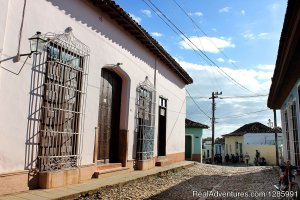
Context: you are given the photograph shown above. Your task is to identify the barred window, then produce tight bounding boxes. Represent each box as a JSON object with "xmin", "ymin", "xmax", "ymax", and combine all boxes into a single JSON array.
[
  {"xmin": 284, "ymin": 111, "xmax": 291, "ymax": 161},
  {"xmin": 136, "ymin": 77, "xmax": 156, "ymax": 160},
  {"xmin": 291, "ymin": 103, "xmax": 300, "ymax": 166},
  {"xmin": 38, "ymin": 44, "xmax": 83, "ymax": 171},
  {"xmin": 37, "ymin": 31, "xmax": 89, "ymax": 172}
]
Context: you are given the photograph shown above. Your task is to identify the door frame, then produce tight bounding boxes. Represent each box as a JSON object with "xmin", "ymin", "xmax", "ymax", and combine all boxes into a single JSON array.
[
  {"xmin": 97, "ymin": 68, "xmax": 122, "ymax": 163},
  {"xmin": 158, "ymin": 97, "xmax": 167, "ymax": 157},
  {"xmin": 185, "ymin": 134, "xmax": 193, "ymax": 160},
  {"xmin": 94, "ymin": 65, "xmax": 131, "ymax": 167}
]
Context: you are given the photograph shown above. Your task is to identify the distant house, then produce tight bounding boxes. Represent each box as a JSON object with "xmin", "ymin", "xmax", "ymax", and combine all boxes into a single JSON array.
[
  {"xmin": 202, "ymin": 139, "xmax": 212, "ymax": 162},
  {"xmin": 268, "ymin": 0, "xmax": 300, "ymax": 167},
  {"xmin": 185, "ymin": 119, "xmax": 209, "ymax": 162},
  {"xmin": 223, "ymin": 122, "xmax": 282, "ymax": 165},
  {"xmin": 215, "ymin": 137, "xmax": 225, "ymax": 161}
]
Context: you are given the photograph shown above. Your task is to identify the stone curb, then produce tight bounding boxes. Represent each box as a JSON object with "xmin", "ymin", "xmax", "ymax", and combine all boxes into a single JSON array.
[{"xmin": 56, "ymin": 162, "xmax": 196, "ymax": 200}]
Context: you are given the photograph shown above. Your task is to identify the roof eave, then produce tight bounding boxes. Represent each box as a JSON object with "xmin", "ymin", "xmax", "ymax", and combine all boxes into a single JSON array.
[
  {"xmin": 90, "ymin": 0, "xmax": 193, "ymax": 84},
  {"xmin": 268, "ymin": 0, "xmax": 300, "ymax": 109}
]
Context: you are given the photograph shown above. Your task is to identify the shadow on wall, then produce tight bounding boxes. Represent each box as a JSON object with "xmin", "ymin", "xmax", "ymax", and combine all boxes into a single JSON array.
[
  {"xmin": 45, "ymin": 0, "xmax": 186, "ymax": 162},
  {"xmin": 24, "ymin": 53, "xmax": 45, "ymax": 188},
  {"xmin": 46, "ymin": 0, "xmax": 185, "ymax": 89}
]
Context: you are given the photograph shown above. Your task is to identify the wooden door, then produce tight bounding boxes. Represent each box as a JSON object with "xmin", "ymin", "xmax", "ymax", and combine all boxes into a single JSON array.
[
  {"xmin": 98, "ymin": 69, "xmax": 122, "ymax": 163},
  {"xmin": 158, "ymin": 97, "xmax": 167, "ymax": 156},
  {"xmin": 185, "ymin": 135, "xmax": 192, "ymax": 160}
]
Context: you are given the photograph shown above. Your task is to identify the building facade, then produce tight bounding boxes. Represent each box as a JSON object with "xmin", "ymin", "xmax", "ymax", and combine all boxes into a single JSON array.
[
  {"xmin": 267, "ymin": 0, "xmax": 300, "ymax": 167},
  {"xmin": 214, "ymin": 137, "xmax": 225, "ymax": 161},
  {"xmin": 185, "ymin": 118, "xmax": 209, "ymax": 162},
  {"xmin": 202, "ymin": 140, "xmax": 212, "ymax": 162},
  {"xmin": 223, "ymin": 122, "xmax": 282, "ymax": 165},
  {"xmin": 0, "ymin": 0, "xmax": 192, "ymax": 195}
]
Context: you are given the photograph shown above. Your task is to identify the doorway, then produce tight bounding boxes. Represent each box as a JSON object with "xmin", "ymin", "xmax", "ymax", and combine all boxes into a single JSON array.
[
  {"xmin": 98, "ymin": 68, "xmax": 122, "ymax": 163},
  {"xmin": 158, "ymin": 97, "xmax": 167, "ymax": 156},
  {"xmin": 185, "ymin": 135, "xmax": 192, "ymax": 160}
]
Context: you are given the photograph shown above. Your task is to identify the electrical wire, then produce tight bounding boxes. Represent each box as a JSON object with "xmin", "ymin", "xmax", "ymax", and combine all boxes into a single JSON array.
[
  {"xmin": 218, "ymin": 109, "xmax": 269, "ymax": 119},
  {"xmin": 189, "ymin": 94, "xmax": 268, "ymax": 99},
  {"xmin": 143, "ymin": 0, "xmax": 256, "ymax": 94},
  {"xmin": 172, "ymin": 0, "xmax": 247, "ymax": 73},
  {"xmin": 186, "ymin": 89, "xmax": 211, "ymax": 119}
]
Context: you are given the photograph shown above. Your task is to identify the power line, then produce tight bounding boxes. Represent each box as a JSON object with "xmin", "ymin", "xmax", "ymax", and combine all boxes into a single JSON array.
[
  {"xmin": 218, "ymin": 109, "xmax": 269, "ymax": 119},
  {"xmin": 114, "ymin": 4, "xmax": 211, "ymax": 121},
  {"xmin": 186, "ymin": 89, "xmax": 211, "ymax": 119},
  {"xmin": 220, "ymin": 94, "xmax": 268, "ymax": 99},
  {"xmin": 172, "ymin": 0, "xmax": 246, "ymax": 72},
  {"xmin": 141, "ymin": 0, "xmax": 218, "ymax": 82},
  {"xmin": 188, "ymin": 94, "xmax": 268, "ymax": 99},
  {"xmin": 143, "ymin": 0, "xmax": 256, "ymax": 94}
]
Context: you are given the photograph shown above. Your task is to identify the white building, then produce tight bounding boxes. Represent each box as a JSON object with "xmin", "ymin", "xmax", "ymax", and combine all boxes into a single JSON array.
[
  {"xmin": 0, "ymin": 0, "xmax": 193, "ymax": 195},
  {"xmin": 202, "ymin": 140, "xmax": 212, "ymax": 161},
  {"xmin": 268, "ymin": 1, "xmax": 300, "ymax": 167},
  {"xmin": 244, "ymin": 133, "xmax": 283, "ymax": 145}
]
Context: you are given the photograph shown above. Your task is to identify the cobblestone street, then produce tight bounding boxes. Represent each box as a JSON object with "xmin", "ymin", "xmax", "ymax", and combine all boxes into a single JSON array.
[{"xmin": 77, "ymin": 163, "xmax": 281, "ymax": 200}]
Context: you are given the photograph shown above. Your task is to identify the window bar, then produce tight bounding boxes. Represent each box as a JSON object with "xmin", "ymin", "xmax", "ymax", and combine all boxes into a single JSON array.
[
  {"xmin": 41, "ymin": 52, "xmax": 48, "ymax": 171},
  {"xmin": 31, "ymin": 53, "xmax": 40, "ymax": 170},
  {"xmin": 36, "ymin": 31, "xmax": 89, "ymax": 171},
  {"xmin": 79, "ymin": 56, "xmax": 89, "ymax": 164}
]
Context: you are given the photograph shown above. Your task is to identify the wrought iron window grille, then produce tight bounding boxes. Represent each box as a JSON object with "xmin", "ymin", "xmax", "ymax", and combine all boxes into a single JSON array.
[
  {"xmin": 30, "ymin": 28, "xmax": 90, "ymax": 172},
  {"xmin": 135, "ymin": 76, "xmax": 156, "ymax": 160}
]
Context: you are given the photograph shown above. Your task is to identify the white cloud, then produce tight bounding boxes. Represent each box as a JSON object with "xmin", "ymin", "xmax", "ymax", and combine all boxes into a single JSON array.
[
  {"xmin": 217, "ymin": 58, "xmax": 225, "ymax": 63},
  {"xmin": 194, "ymin": 12, "xmax": 204, "ymax": 16},
  {"xmin": 269, "ymin": 3, "xmax": 280, "ymax": 11},
  {"xmin": 257, "ymin": 32, "xmax": 270, "ymax": 39},
  {"xmin": 179, "ymin": 36, "xmax": 235, "ymax": 53},
  {"xmin": 188, "ymin": 12, "xmax": 203, "ymax": 17},
  {"xmin": 178, "ymin": 60, "xmax": 272, "ymax": 94},
  {"xmin": 151, "ymin": 32, "xmax": 163, "ymax": 37},
  {"xmin": 129, "ymin": 13, "xmax": 141, "ymax": 23},
  {"xmin": 141, "ymin": 9, "xmax": 152, "ymax": 17},
  {"xmin": 228, "ymin": 59, "xmax": 237, "ymax": 64},
  {"xmin": 243, "ymin": 33, "xmax": 255, "ymax": 40},
  {"xmin": 180, "ymin": 60, "xmax": 276, "ymax": 135},
  {"xmin": 241, "ymin": 10, "xmax": 246, "ymax": 15},
  {"xmin": 243, "ymin": 32, "xmax": 270, "ymax": 40},
  {"xmin": 219, "ymin": 7, "xmax": 231, "ymax": 13},
  {"xmin": 256, "ymin": 64, "xmax": 275, "ymax": 71}
]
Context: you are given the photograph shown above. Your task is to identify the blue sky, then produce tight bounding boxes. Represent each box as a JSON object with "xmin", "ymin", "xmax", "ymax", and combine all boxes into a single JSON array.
[{"xmin": 114, "ymin": 0, "xmax": 287, "ymax": 137}]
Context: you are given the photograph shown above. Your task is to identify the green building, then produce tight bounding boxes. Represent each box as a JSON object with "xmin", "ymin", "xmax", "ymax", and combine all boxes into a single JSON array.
[{"xmin": 185, "ymin": 119, "xmax": 209, "ymax": 162}]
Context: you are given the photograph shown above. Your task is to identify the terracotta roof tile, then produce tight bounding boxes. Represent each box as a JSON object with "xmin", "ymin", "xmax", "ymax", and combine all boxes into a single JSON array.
[
  {"xmin": 185, "ymin": 118, "xmax": 209, "ymax": 129},
  {"xmin": 223, "ymin": 122, "xmax": 282, "ymax": 137}
]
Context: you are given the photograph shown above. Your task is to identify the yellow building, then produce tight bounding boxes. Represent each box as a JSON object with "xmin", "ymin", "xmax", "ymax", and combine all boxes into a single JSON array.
[{"xmin": 223, "ymin": 122, "xmax": 282, "ymax": 165}]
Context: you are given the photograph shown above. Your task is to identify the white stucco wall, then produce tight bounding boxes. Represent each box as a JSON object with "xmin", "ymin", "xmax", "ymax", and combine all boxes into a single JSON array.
[
  {"xmin": 0, "ymin": 0, "xmax": 188, "ymax": 173},
  {"xmin": 244, "ymin": 133, "xmax": 283, "ymax": 145},
  {"xmin": 0, "ymin": 0, "xmax": 9, "ymax": 54}
]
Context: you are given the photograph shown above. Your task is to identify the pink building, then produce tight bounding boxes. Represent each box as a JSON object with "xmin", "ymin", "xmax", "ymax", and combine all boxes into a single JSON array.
[{"xmin": 0, "ymin": 0, "xmax": 192, "ymax": 195}]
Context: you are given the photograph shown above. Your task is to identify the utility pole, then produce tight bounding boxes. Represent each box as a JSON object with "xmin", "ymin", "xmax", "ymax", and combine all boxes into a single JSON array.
[
  {"xmin": 209, "ymin": 91, "xmax": 222, "ymax": 163},
  {"xmin": 273, "ymin": 109, "xmax": 279, "ymax": 166}
]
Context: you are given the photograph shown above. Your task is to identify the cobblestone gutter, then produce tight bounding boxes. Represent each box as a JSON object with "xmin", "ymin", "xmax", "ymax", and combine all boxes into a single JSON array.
[
  {"xmin": 67, "ymin": 163, "xmax": 279, "ymax": 200},
  {"xmin": 58, "ymin": 162, "xmax": 196, "ymax": 200}
]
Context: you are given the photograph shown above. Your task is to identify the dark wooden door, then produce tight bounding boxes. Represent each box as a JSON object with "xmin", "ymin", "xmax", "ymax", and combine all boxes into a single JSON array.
[
  {"xmin": 158, "ymin": 97, "xmax": 167, "ymax": 156},
  {"xmin": 185, "ymin": 135, "xmax": 192, "ymax": 160},
  {"xmin": 98, "ymin": 69, "xmax": 122, "ymax": 163}
]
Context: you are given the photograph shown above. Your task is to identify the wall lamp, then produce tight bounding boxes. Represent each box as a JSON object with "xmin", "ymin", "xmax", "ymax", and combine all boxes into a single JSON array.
[{"xmin": 16, "ymin": 31, "xmax": 46, "ymax": 61}]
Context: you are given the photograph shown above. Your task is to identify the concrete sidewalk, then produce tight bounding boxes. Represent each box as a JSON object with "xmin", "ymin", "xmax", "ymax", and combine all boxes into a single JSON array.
[{"xmin": 0, "ymin": 161, "xmax": 195, "ymax": 200}]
